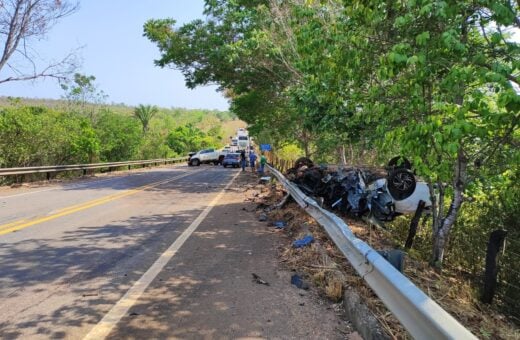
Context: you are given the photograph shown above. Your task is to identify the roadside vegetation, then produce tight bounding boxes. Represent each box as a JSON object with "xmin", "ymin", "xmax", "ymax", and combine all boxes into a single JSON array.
[
  {"xmin": 0, "ymin": 94, "xmax": 239, "ymax": 168},
  {"xmin": 144, "ymin": 0, "xmax": 520, "ymax": 330}
]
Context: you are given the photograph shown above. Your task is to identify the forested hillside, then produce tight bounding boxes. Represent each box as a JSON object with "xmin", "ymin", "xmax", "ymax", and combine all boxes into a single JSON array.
[
  {"xmin": 0, "ymin": 96, "xmax": 242, "ymax": 168},
  {"xmin": 144, "ymin": 0, "xmax": 520, "ymax": 328}
]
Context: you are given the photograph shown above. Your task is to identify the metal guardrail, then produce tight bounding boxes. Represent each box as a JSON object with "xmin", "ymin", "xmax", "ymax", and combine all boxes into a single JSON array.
[
  {"xmin": 267, "ymin": 164, "xmax": 476, "ymax": 340},
  {"xmin": 0, "ymin": 158, "xmax": 188, "ymax": 176}
]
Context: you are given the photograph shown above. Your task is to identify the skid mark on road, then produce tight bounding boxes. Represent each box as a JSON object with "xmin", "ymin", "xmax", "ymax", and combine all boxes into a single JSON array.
[
  {"xmin": 83, "ymin": 170, "xmax": 240, "ymax": 340},
  {"xmin": 0, "ymin": 170, "xmax": 202, "ymax": 236}
]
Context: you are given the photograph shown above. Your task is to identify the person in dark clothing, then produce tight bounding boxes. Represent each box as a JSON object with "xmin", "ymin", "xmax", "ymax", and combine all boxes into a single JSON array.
[{"xmin": 240, "ymin": 150, "xmax": 246, "ymax": 171}]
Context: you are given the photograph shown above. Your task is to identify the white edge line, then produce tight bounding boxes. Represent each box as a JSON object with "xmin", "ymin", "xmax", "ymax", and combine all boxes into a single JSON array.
[{"xmin": 83, "ymin": 170, "xmax": 240, "ymax": 340}]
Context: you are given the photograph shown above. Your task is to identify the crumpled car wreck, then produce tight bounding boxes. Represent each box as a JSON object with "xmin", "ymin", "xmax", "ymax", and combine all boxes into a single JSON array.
[{"xmin": 286, "ymin": 157, "xmax": 432, "ymax": 223}]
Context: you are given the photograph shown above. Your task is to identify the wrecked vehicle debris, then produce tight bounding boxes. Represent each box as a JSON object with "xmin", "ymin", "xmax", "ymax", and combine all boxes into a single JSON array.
[
  {"xmin": 251, "ymin": 273, "xmax": 270, "ymax": 286},
  {"xmin": 286, "ymin": 157, "xmax": 432, "ymax": 223}
]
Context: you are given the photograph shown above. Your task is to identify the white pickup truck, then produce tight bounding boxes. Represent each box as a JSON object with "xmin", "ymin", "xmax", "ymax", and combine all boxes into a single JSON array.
[{"xmin": 188, "ymin": 148, "xmax": 227, "ymax": 166}]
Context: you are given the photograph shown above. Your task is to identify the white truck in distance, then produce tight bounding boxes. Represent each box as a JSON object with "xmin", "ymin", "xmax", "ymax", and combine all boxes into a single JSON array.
[
  {"xmin": 236, "ymin": 128, "xmax": 249, "ymax": 149},
  {"xmin": 188, "ymin": 148, "xmax": 227, "ymax": 166}
]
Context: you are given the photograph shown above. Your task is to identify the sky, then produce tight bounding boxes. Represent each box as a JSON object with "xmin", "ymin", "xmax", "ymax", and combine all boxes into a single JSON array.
[{"xmin": 0, "ymin": 0, "xmax": 230, "ymax": 111}]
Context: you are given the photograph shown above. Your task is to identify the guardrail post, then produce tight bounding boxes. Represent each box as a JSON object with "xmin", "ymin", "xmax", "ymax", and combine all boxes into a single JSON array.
[
  {"xmin": 46, "ymin": 172, "xmax": 51, "ymax": 181},
  {"xmin": 83, "ymin": 169, "xmax": 87, "ymax": 176}
]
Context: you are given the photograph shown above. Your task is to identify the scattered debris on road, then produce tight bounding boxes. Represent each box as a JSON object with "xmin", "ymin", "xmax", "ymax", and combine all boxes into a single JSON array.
[
  {"xmin": 251, "ymin": 273, "xmax": 270, "ymax": 286},
  {"xmin": 293, "ymin": 235, "xmax": 314, "ymax": 248},
  {"xmin": 272, "ymin": 221, "xmax": 287, "ymax": 229},
  {"xmin": 291, "ymin": 274, "xmax": 309, "ymax": 290}
]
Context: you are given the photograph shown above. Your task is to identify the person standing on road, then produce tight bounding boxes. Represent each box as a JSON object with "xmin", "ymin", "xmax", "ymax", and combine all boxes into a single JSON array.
[
  {"xmin": 249, "ymin": 151, "xmax": 257, "ymax": 172},
  {"xmin": 240, "ymin": 150, "xmax": 246, "ymax": 171},
  {"xmin": 259, "ymin": 153, "xmax": 267, "ymax": 174}
]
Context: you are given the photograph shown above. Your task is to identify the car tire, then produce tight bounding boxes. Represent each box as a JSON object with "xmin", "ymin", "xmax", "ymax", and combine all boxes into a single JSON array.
[
  {"xmin": 294, "ymin": 157, "xmax": 314, "ymax": 169},
  {"xmin": 191, "ymin": 159, "xmax": 200, "ymax": 166},
  {"xmin": 388, "ymin": 156, "xmax": 412, "ymax": 170},
  {"xmin": 223, "ymin": 164, "xmax": 227, "ymax": 168},
  {"xmin": 387, "ymin": 168, "xmax": 416, "ymax": 200}
]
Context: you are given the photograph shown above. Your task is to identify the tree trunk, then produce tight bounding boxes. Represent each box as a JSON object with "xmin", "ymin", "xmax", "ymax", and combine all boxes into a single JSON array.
[
  {"xmin": 337, "ymin": 145, "xmax": 347, "ymax": 168},
  {"xmin": 431, "ymin": 148, "xmax": 467, "ymax": 268},
  {"xmin": 481, "ymin": 230, "xmax": 507, "ymax": 304},
  {"xmin": 405, "ymin": 200, "xmax": 426, "ymax": 249}
]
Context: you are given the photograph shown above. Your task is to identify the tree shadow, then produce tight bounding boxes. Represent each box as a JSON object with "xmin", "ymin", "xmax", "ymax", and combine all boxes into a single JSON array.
[{"xmin": 1, "ymin": 171, "xmax": 338, "ymax": 339}]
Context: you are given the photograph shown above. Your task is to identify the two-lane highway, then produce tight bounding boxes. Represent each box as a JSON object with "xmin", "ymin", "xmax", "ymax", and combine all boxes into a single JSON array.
[{"xmin": 0, "ymin": 165, "xmax": 237, "ymax": 339}]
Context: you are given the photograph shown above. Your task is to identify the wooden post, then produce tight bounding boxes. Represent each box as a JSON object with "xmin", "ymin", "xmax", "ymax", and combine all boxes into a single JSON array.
[
  {"xmin": 481, "ymin": 229, "xmax": 507, "ymax": 304},
  {"xmin": 405, "ymin": 200, "xmax": 426, "ymax": 249}
]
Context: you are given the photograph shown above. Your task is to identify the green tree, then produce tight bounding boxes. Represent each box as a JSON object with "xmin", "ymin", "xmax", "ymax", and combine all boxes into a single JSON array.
[
  {"xmin": 166, "ymin": 124, "xmax": 213, "ymax": 154},
  {"xmin": 134, "ymin": 104, "xmax": 159, "ymax": 133},
  {"xmin": 0, "ymin": 103, "xmax": 100, "ymax": 167},
  {"xmin": 95, "ymin": 109, "xmax": 142, "ymax": 161},
  {"xmin": 61, "ymin": 73, "xmax": 108, "ymax": 119},
  {"xmin": 146, "ymin": 0, "xmax": 519, "ymax": 269}
]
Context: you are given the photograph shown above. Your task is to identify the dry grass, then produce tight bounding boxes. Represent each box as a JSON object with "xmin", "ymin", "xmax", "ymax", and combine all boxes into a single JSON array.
[{"xmin": 249, "ymin": 181, "xmax": 520, "ymax": 340}]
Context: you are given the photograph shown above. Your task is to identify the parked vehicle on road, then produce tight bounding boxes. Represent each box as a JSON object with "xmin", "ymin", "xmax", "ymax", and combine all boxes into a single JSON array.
[
  {"xmin": 222, "ymin": 153, "xmax": 241, "ymax": 168},
  {"xmin": 238, "ymin": 135, "xmax": 249, "ymax": 148},
  {"xmin": 187, "ymin": 152, "xmax": 196, "ymax": 165},
  {"xmin": 188, "ymin": 149, "xmax": 225, "ymax": 166}
]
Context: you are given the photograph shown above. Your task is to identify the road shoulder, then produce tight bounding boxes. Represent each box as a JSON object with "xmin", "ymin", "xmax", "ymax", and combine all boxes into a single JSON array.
[{"xmin": 107, "ymin": 170, "xmax": 351, "ymax": 339}]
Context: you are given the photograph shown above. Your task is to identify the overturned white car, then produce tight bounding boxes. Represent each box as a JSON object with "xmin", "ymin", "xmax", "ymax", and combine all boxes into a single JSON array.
[{"xmin": 288, "ymin": 157, "xmax": 431, "ymax": 222}]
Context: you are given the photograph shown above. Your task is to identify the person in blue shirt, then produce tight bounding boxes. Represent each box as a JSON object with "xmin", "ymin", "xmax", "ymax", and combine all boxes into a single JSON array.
[{"xmin": 249, "ymin": 151, "xmax": 257, "ymax": 172}]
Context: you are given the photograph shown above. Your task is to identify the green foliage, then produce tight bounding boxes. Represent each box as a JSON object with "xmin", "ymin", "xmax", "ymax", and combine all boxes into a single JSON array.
[
  {"xmin": 95, "ymin": 110, "xmax": 142, "ymax": 162},
  {"xmin": 277, "ymin": 144, "xmax": 303, "ymax": 162},
  {"xmin": 0, "ymin": 104, "xmax": 100, "ymax": 167},
  {"xmin": 0, "ymin": 98, "xmax": 235, "ymax": 165},
  {"xmin": 166, "ymin": 124, "xmax": 217, "ymax": 154},
  {"xmin": 145, "ymin": 0, "xmax": 520, "ymax": 314},
  {"xmin": 61, "ymin": 73, "xmax": 108, "ymax": 118},
  {"xmin": 134, "ymin": 104, "xmax": 159, "ymax": 133}
]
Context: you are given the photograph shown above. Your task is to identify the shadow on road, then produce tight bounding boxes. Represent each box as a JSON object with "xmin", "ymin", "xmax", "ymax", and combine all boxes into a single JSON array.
[{"xmin": 0, "ymin": 171, "xmax": 341, "ymax": 339}]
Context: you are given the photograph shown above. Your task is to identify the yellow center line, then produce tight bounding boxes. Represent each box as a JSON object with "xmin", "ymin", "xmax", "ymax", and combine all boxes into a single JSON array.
[
  {"xmin": 0, "ymin": 170, "xmax": 201, "ymax": 236},
  {"xmin": 0, "ymin": 219, "xmax": 28, "ymax": 231}
]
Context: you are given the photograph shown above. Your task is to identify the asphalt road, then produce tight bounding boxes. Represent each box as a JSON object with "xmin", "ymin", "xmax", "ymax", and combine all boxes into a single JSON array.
[{"xmin": 0, "ymin": 165, "xmax": 345, "ymax": 339}]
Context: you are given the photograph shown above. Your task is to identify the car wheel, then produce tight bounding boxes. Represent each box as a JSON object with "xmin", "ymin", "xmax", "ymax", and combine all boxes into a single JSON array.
[
  {"xmin": 294, "ymin": 157, "xmax": 314, "ymax": 169},
  {"xmin": 388, "ymin": 156, "xmax": 412, "ymax": 170},
  {"xmin": 223, "ymin": 164, "xmax": 227, "ymax": 168},
  {"xmin": 387, "ymin": 168, "xmax": 416, "ymax": 200},
  {"xmin": 192, "ymin": 159, "xmax": 200, "ymax": 166}
]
